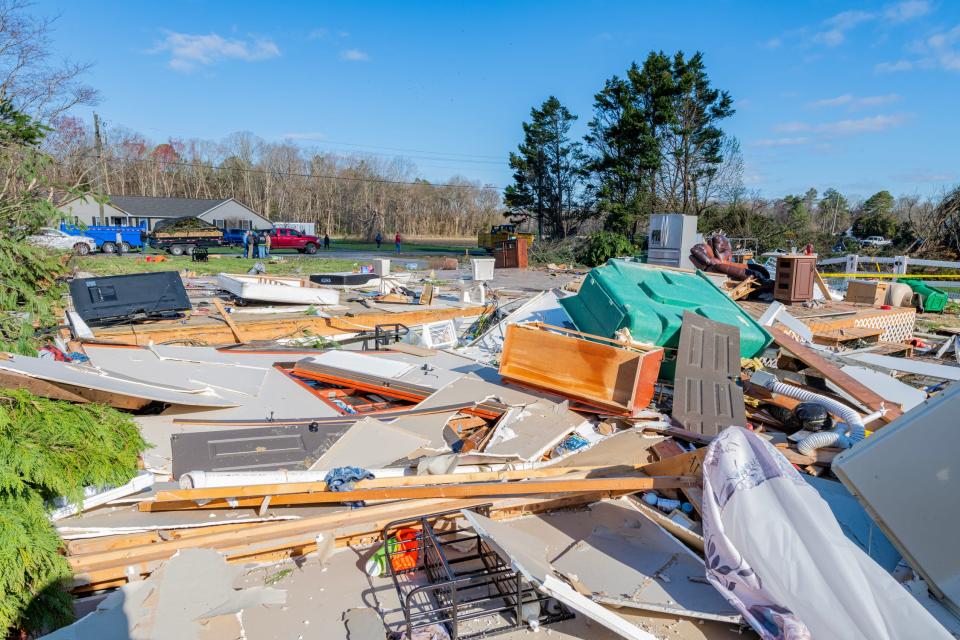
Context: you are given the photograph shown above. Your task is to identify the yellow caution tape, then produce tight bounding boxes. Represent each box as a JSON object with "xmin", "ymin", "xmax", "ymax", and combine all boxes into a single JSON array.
[{"xmin": 819, "ymin": 273, "xmax": 960, "ymax": 279}]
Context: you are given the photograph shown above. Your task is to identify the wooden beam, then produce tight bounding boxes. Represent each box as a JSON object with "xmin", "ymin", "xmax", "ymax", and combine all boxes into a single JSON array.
[
  {"xmin": 767, "ymin": 326, "xmax": 901, "ymax": 422},
  {"xmin": 0, "ymin": 369, "xmax": 90, "ymax": 403},
  {"xmin": 155, "ymin": 464, "xmax": 655, "ymax": 503},
  {"xmin": 69, "ymin": 492, "xmax": 618, "ymax": 587},
  {"xmin": 140, "ymin": 476, "xmax": 698, "ymax": 512},
  {"xmin": 648, "ymin": 442, "xmax": 705, "ymax": 515},
  {"xmin": 90, "ymin": 305, "xmax": 491, "ymax": 346},
  {"xmin": 813, "ymin": 269, "xmax": 832, "ymax": 301},
  {"xmin": 211, "ymin": 298, "xmax": 245, "ymax": 344}
]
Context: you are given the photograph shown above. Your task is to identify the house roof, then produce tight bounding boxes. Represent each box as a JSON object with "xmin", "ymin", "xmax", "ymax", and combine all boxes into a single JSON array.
[{"xmin": 106, "ymin": 195, "xmax": 231, "ymax": 219}]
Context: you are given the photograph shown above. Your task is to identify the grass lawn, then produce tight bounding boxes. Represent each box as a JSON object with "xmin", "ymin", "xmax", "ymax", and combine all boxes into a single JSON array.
[
  {"xmin": 327, "ymin": 240, "xmax": 482, "ymax": 254},
  {"xmin": 72, "ymin": 254, "xmax": 357, "ymax": 276}
]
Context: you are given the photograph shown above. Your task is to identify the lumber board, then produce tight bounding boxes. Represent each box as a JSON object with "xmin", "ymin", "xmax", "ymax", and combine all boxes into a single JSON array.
[
  {"xmin": 171, "ymin": 401, "xmax": 474, "ymax": 426},
  {"xmin": 813, "ymin": 269, "xmax": 832, "ymax": 300},
  {"xmin": 211, "ymin": 298, "xmax": 245, "ymax": 343},
  {"xmin": 768, "ymin": 326, "xmax": 901, "ymax": 422},
  {"xmin": 157, "ymin": 464, "xmax": 648, "ymax": 502},
  {"xmin": 139, "ymin": 476, "xmax": 698, "ymax": 512},
  {"xmin": 0, "ymin": 369, "xmax": 90, "ymax": 403},
  {"xmin": 69, "ymin": 492, "xmax": 622, "ymax": 592},
  {"xmin": 90, "ymin": 305, "xmax": 491, "ymax": 346},
  {"xmin": 68, "ymin": 492, "xmax": 621, "ymax": 587}
]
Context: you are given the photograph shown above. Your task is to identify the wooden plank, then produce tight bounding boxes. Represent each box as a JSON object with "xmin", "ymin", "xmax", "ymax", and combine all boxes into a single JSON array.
[
  {"xmin": 813, "ymin": 269, "xmax": 832, "ymax": 300},
  {"xmin": 767, "ymin": 326, "xmax": 901, "ymax": 422},
  {"xmin": 139, "ymin": 476, "xmax": 698, "ymax": 512},
  {"xmin": 155, "ymin": 464, "xmax": 654, "ymax": 503},
  {"xmin": 91, "ymin": 305, "xmax": 491, "ymax": 346},
  {"xmin": 72, "ymin": 492, "xmax": 623, "ymax": 592},
  {"xmin": 211, "ymin": 298, "xmax": 245, "ymax": 344},
  {"xmin": 0, "ymin": 369, "xmax": 90, "ymax": 403},
  {"xmin": 69, "ymin": 492, "xmax": 623, "ymax": 586}
]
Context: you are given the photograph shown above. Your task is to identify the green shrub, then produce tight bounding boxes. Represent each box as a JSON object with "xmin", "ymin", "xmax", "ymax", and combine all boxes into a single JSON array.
[
  {"xmin": 0, "ymin": 390, "xmax": 148, "ymax": 635},
  {"xmin": 575, "ymin": 231, "xmax": 636, "ymax": 267}
]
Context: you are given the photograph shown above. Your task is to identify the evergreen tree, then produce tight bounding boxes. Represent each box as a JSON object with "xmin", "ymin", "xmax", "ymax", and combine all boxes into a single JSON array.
[
  {"xmin": 584, "ymin": 74, "xmax": 657, "ymax": 237},
  {"xmin": 663, "ymin": 51, "xmax": 735, "ymax": 213},
  {"xmin": 504, "ymin": 96, "xmax": 585, "ymax": 239},
  {"xmin": 818, "ymin": 188, "xmax": 849, "ymax": 234}
]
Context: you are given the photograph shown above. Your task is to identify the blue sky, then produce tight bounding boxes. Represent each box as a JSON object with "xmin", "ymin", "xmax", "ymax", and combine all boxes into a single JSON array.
[{"xmin": 42, "ymin": 0, "xmax": 960, "ymax": 201}]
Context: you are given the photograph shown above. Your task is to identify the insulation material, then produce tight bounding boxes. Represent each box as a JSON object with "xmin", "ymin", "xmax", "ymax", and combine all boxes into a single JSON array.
[{"xmin": 701, "ymin": 426, "xmax": 951, "ymax": 640}]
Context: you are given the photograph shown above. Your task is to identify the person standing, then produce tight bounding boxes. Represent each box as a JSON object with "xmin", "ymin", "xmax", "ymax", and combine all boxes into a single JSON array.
[
  {"xmin": 323, "ymin": 233, "xmax": 330, "ymax": 250},
  {"xmin": 258, "ymin": 231, "xmax": 268, "ymax": 258},
  {"xmin": 375, "ymin": 231, "xmax": 382, "ymax": 250},
  {"xmin": 251, "ymin": 231, "xmax": 260, "ymax": 259},
  {"xmin": 395, "ymin": 232, "xmax": 402, "ymax": 253},
  {"xmin": 114, "ymin": 229, "xmax": 123, "ymax": 257},
  {"xmin": 242, "ymin": 229, "xmax": 249, "ymax": 257},
  {"xmin": 264, "ymin": 230, "xmax": 271, "ymax": 258}
]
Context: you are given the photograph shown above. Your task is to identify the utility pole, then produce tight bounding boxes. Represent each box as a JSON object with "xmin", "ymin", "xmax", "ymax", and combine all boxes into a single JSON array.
[{"xmin": 93, "ymin": 112, "xmax": 105, "ymax": 224}]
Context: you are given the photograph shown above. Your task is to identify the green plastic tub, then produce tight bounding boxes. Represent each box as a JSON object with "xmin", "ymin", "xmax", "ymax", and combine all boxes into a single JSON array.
[
  {"xmin": 560, "ymin": 259, "xmax": 773, "ymax": 378},
  {"xmin": 901, "ymin": 279, "xmax": 949, "ymax": 313}
]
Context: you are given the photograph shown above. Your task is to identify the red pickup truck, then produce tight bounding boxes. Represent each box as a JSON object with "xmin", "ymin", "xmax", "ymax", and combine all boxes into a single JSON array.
[{"xmin": 270, "ymin": 227, "xmax": 320, "ymax": 254}]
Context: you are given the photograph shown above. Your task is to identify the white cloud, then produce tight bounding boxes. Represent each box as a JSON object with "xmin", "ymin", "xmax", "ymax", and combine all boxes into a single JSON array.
[
  {"xmin": 875, "ymin": 59, "xmax": 914, "ymax": 73},
  {"xmin": 755, "ymin": 137, "xmax": 811, "ymax": 147},
  {"xmin": 884, "ymin": 0, "xmax": 932, "ymax": 22},
  {"xmin": 808, "ymin": 93, "xmax": 902, "ymax": 109},
  {"xmin": 775, "ymin": 113, "xmax": 908, "ymax": 134},
  {"xmin": 926, "ymin": 24, "xmax": 960, "ymax": 71},
  {"xmin": 308, "ymin": 28, "xmax": 329, "ymax": 39},
  {"xmin": 804, "ymin": 2, "xmax": 931, "ymax": 48},
  {"xmin": 814, "ymin": 10, "xmax": 874, "ymax": 46},
  {"xmin": 150, "ymin": 31, "xmax": 279, "ymax": 71},
  {"xmin": 340, "ymin": 48, "xmax": 370, "ymax": 62},
  {"xmin": 763, "ymin": 37, "xmax": 782, "ymax": 49}
]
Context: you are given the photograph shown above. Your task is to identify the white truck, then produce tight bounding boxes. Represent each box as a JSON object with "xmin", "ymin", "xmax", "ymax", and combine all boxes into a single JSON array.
[{"xmin": 859, "ymin": 235, "xmax": 892, "ymax": 247}]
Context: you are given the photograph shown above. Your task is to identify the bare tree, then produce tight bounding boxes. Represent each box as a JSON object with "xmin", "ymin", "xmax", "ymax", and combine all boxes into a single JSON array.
[{"xmin": 0, "ymin": 1, "xmax": 99, "ymax": 120}]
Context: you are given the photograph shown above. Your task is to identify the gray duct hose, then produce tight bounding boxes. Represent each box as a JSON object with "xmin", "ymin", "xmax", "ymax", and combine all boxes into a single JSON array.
[{"xmin": 763, "ymin": 380, "xmax": 867, "ymax": 456}]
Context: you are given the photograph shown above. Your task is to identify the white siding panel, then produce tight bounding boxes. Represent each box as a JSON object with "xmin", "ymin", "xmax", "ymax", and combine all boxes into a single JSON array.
[{"xmin": 198, "ymin": 200, "xmax": 271, "ymax": 230}]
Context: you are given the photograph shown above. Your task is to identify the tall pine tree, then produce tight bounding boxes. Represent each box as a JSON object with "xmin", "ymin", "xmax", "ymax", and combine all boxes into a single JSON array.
[{"xmin": 504, "ymin": 96, "xmax": 585, "ymax": 239}]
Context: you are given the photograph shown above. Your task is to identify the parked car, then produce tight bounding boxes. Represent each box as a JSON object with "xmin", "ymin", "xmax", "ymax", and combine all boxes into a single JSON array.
[
  {"xmin": 859, "ymin": 235, "xmax": 892, "ymax": 247},
  {"xmin": 26, "ymin": 227, "xmax": 96, "ymax": 255},
  {"xmin": 270, "ymin": 227, "xmax": 320, "ymax": 254},
  {"xmin": 221, "ymin": 228, "xmax": 248, "ymax": 247}
]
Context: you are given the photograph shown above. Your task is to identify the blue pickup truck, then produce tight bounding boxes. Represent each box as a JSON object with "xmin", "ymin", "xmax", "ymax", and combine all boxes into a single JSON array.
[
  {"xmin": 221, "ymin": 228, "xmax": 249, "ymax": 247},
  {"xmin": 60, "ymin": 223, "xmax": 146, "ymax": 253}
]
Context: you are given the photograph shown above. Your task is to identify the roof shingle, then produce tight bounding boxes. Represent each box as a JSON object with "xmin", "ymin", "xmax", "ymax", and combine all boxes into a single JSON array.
[{"xmin": 107, "ymin": 195, "xmax": 231, "ymax": 219}]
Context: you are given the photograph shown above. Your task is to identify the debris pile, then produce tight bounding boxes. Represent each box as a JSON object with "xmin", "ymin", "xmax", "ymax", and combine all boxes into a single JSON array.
[{"xmin": 4, "ymin": 255, "xmax": 960, "ymax": 639}]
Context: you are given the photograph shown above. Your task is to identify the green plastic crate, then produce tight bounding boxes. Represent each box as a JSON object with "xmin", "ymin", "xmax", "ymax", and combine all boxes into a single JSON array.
[
  {"xmin": 901, "ymin": 279, "xmax": 949, "ymax": 313},
  {"xmin": 559, "ymin": 259, "xmax": 773, "ymax": 378}
]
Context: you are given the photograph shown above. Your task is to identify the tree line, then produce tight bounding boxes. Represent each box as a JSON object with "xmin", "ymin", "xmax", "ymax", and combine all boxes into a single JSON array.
[
  {"xmin": 503, "ymin": 49, "xmax": 959, "ymax": 262},
  {"xmin": 44, "ymin": 124, "xmax": 502, "ymax": 239}
]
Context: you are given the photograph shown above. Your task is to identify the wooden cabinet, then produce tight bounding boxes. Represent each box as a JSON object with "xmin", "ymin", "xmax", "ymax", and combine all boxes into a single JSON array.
[
  {"xmin": 493, "ymin": 238, "xmax": 528, "ymax": 269},
  {"xmin": 774, "ymin": 255, "xmax": 816, "ymax": 303}
]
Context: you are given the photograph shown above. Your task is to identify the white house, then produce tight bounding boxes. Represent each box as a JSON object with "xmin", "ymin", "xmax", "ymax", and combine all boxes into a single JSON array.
[{"xmin": 58, "ymin": 195, "xmax": 273, "ymax": 231}]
